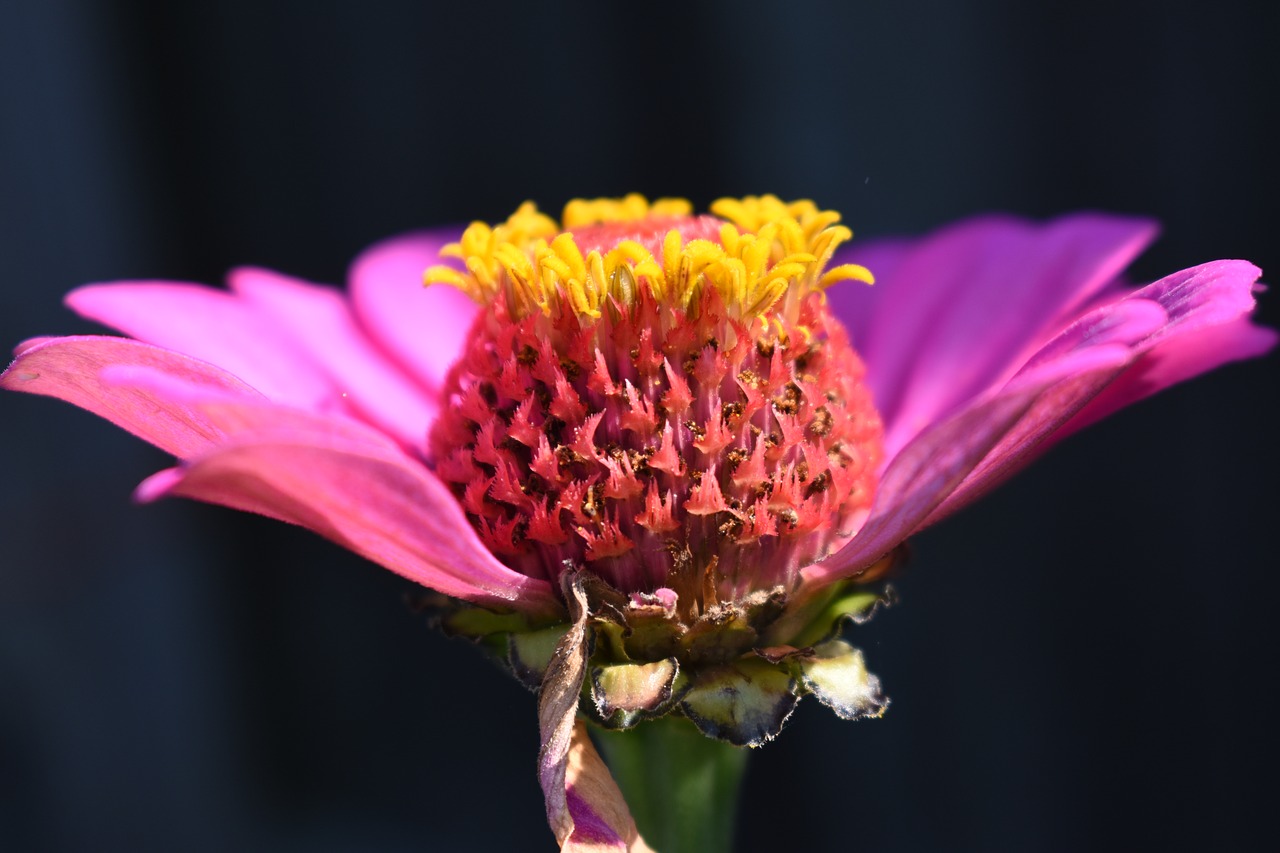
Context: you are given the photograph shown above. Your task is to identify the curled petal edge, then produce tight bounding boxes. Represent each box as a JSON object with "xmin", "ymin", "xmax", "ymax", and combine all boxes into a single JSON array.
[{"xmin": 806, "ymin": 259, "xmax": 1272, "ymax": 588}]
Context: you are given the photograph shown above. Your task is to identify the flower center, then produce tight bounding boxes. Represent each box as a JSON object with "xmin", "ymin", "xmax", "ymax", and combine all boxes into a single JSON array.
[{"xmin": 427, "ymin": 195, "xmax": 883, "ymax": 615}]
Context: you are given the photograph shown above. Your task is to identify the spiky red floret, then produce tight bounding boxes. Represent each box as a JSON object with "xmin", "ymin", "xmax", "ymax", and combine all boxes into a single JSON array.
[{"xmin": 429, "ymin": 285, "xmax": 884, "ymax": 609}]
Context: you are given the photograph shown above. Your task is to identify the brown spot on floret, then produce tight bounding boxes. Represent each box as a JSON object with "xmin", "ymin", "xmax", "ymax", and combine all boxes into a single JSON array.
[
  {"xmin": 772, "ymin": 382, "xmax": 802, "ymax": 415},
  {"xmin": 810, "ymin": 406, "xmax": 834, "ymax": 437},
  {"xmin": 804, "ymin": 470, "xmax": 832, "ymax": 499},
  {"xmin": 718, "ymin": 516, "xmax": 744, "ymax": 539}
]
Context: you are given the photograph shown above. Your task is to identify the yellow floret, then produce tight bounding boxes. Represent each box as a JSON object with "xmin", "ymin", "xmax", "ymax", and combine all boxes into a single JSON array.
[{"xmin": 424, "ymin": 193, "xmax": 870, "ymax": 322}]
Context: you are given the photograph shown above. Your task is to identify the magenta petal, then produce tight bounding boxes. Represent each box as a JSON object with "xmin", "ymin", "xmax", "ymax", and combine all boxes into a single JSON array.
[
  {"xmin": 67, "ymin": 281, "xmax": 337, "ymax": 411},
  {"xmin": 822, "ymin": 236, "xmax": 912, "ymax": 351},
  {"xmin": 832, "ymin": 214, "xmax": 1159, "ymax": 456},
  {"xmin": 227, "ymin": 266, "xmax": 439, "ymax": 449},
  {"xmin": 803, "ymin": 365, "xmax": 1091, "ymax": 588},
  {"xmin": 348, "ymin": 230, "xmax": 480, "ymax": 391},
  {"xmin": 812, "ymin": 258, "xmax": 1268, "ymax": 586},
  {"xmin": 920, "ymin": 260, "xmax": 1270, "ymax": 527},
  {"xmin": 560, "ymin": 723, "xmax": 652, "ymax": 852},
  {"xmin": 1066, "ymin": 316, "xmax": 1277, "ymax": 437},
  {"xmin": 1, "ymin": 336, "xmax": 265, "ymax": 458},
  {"xmin": 140, "ymin": 433, "xmax": 560, "ymax": 614}
]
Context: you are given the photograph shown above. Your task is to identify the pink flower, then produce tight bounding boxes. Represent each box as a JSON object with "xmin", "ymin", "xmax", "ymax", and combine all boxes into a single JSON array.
[{"xmin": 3, "ymin": 198, "xmax": 1272, "ymax": 851}]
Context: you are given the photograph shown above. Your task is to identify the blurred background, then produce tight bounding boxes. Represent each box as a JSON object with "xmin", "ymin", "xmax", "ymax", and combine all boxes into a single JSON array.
[{"xmin": 2, "ymin": 1, "xmax": 1277, "ymax": 850}]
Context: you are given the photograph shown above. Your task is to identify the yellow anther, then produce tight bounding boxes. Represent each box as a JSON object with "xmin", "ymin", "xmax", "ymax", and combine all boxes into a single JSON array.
[
  {"xmin": 425, "ymin": 194, "xmax": 870, "ymax": 322},
  {"xmin": 423, "ymin": 265, "xmax": 471, "ymax": 290},
  {"xmin": 563, "ymin": 194, "xmax": 693, "ymax": 228},
  {"xmin": 818, "ymin": 263, "xmax": 875, "ymax": 289}
]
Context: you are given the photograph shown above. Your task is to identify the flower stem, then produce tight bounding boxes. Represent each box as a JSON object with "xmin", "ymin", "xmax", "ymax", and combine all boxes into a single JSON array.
[{"xmin": 592, "ymin": 716, "xmax": 748, "ymax": 853}]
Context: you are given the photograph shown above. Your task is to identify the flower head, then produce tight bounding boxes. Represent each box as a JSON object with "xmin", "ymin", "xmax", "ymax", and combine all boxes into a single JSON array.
[
  {"xmin": 426, "ymin": 194, "xmax": 881, "ymax": 609},
  {"xmin": 3, "ymin": 195, "xmax": 1273, "ymax": 851}
]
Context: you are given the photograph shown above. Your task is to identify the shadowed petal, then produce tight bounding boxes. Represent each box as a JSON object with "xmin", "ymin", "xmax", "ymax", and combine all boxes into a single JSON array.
[
  {"xmin": 1, "ymin": 336, "xmax": 265, "ymax": 458},
  {"xmin": 348, "ymin": 230, "xmax": 480, "ymax": 391},
  {"xmin": 138, "ymin": 434, "xmax": 560, "ymax": 614},
  {"xmin": 830, "ymin": 214, "xmax": 1159, "ymax": 457}
]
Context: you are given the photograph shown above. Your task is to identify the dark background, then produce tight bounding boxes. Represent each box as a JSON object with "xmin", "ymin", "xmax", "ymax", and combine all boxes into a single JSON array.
[{"xmin": 2, "ymin": 1, "xmax": 1277, "ymax": 851}]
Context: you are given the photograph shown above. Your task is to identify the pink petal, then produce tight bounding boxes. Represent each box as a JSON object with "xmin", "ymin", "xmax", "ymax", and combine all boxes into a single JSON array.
[
  {"xmin": 101, "ymin": 362, "xmax": 402, "ymax": 453},
  {"xmin": 227, "ymin": 267, "xmax": 439, "ymax": 450},
  {"xmin": 14, "ymin": 336, "xmax": 57, "ymax": 356},
  {"xmin": 1, "ymin": 336, "xmax": 265, "ymax": 458},
  {"xmin": 348, "ymin": 230, "xmax": 480, "ymax": 391},
  {"xmin": 137, "ymin": 432, "xmax": 560, "ymax": 614},
  {"xmin": 830, "ymin": 214, "xmax": 1159, "ymax": 457},
  {"xmin": 66, "ymin": 281, "xmax": 337, "ymax": 411}
]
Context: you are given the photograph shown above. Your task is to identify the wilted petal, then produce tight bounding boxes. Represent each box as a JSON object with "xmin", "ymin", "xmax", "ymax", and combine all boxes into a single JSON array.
[
  {"xmin": 539, "ymin": 572, "xmax": 592, "ymax": 846},
  {"xmin": 1, "ymin": 336, "xmax": 265, "ymax": 458},
  {"xmin": 348, "ymin": 230, "xmax": 480, "ymax": 392},
  {"xmin": 139, "ymin": 433, "xmax": 559, "ymax": 614},
  {"xmin": 561, "ymin": 722, "xmax": 654, "ymax": 853},
  {"xmin": 536, "ymin": 574, "xmax": 652, "ymax": 850}
]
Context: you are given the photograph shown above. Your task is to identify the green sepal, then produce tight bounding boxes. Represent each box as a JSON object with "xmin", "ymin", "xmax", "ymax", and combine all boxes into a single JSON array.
[
  {"xmin": 589, "ymin": 657, "xmax": 682, "ymax": 728},
  {"xmin": 680, "ymin": 657, "xmax": 798, "ymax": 746},
  {"xmin": 592, "ymin": 617, "xmax": 634, "ymax": 663},
  {"xmin": 795, "ymin": 639, "xmax": 888, "ymax": 720},
  {"xmin": 439, "ymin": 604, "xmax": 538, "ymax": 639},
  {"xmin": 508, "ymin": 624, "xmax": 572, "ymax": 691},
  {"xmin": 766, "ymin": 579, "xmax": 893, "ymax": 648}
]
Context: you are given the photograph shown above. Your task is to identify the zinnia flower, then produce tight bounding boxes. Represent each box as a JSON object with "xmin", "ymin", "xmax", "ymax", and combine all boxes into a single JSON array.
[{"xmin": 3, "ymin": 195, "xmax": 1272, "ymax": 852}]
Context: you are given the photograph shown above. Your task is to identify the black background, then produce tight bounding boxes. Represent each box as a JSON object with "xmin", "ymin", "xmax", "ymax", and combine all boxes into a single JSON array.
[{"xmin": 2, "ymin": 2, "xmax": 1277, "ymax": 851}]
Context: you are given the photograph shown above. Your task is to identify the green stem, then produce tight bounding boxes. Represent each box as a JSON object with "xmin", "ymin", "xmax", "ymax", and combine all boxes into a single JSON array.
[{"xmin": 592, "ymin": 716, "xmax": 748, "ymax": 853}]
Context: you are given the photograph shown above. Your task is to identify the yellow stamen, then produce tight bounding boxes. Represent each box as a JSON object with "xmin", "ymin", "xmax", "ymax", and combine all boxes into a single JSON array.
[{"xmin": 424, "ymin": 193, "xmax": 871, "ymax": 322}]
